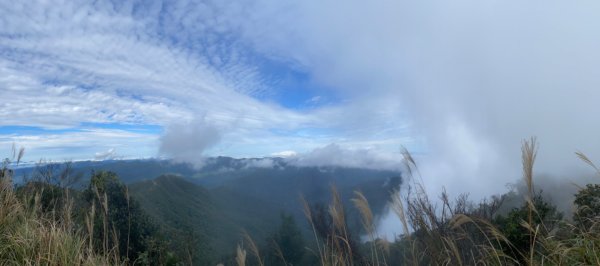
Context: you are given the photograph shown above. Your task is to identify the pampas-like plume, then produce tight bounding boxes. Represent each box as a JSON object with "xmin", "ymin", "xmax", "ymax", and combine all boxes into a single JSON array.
[
  {"xmin": 242, "ymin": 231, "xmax": 264, "ymax": 266},
  {"xmin": 576, "ymin": 151, "xmax": 600, "ymax": 176},
  {"xmin": 522, "ymin": 137, "xmax": 538, "ymax": 202},
  {"xmin": 521, "ymin": 136, "xmax": 538, "ymax": 264},
  {"xmin": 236, "ymin": 244, "xmax": 247, "ymax": 266},
  {"xmin": 351, "ymin": 191, "xmax": 374, "ymax": 234}
]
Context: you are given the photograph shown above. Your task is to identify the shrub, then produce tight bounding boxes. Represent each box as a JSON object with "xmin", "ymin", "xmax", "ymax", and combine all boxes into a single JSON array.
[{"xmin": 574, "ymin": 184, "xmax": 600, "ymax": 230}]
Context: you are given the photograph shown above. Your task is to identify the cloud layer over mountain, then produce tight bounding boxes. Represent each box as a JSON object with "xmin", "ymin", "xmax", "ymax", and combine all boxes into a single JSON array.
[{"xmin": 3, "ymin": 0, "xmax": 600, "ymax": 200}]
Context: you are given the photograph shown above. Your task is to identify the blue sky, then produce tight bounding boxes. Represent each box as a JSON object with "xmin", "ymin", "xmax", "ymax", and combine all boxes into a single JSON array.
[
  {"xmin": 0, "ymin": 0, "xmax": 412, "ymax": 166},
  {"xmin": 4, "ymin": 0, "xmax": 600, "ymax": 200}
]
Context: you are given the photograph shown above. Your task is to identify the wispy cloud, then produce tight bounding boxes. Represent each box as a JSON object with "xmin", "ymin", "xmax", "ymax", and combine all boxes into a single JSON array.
[
  {"xmin": 0, "ymin": 0, "xmax": 417, "ymax": 170},
  {"xmin": 94, "ymin": 148, "xmax": 118, "ymax": 161},
  {"xmin": 288, "ymin": 143, "xmax": 403, "ymax": 171},
  {"xmin": 5, "ymin": 0, "xmax": 600, "ymax": 240},
  {"xmin": 158, "ymin": 116, "xmax": 222, "ymax": 167},
  {"xmin": 0, "ymin": 128, "xmax": 158, "ymax": 162},
  {"xmin": 220, "ymin": 0, "xmax": 600, "ymax": 198}
]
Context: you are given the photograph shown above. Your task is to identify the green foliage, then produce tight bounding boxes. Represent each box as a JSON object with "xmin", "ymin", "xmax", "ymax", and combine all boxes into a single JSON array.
[
  {"xmin": 16, "ymin": 182, "xmax": 66, "ymax": 212},
  {"xmin": 574, "ymin": 184, "xmax": 600, "ymax": 229},
  {"xmin": 494, "ymin": 192, "xmax": 563, "ymax": 261},
  {"xmin": 1, "ymin": 167, "xmax": 183, "ymax": 265},
  {"xmin": 0, "ymin": 161, "xmax": 116, "ymax": 265},
  {"xmin": 266, "ymin": 213, "xmax": 306, "ymax": 266},
  {"xmin": 15, "ymin": 144, "xmax": 600, "ymax": 265},
  {"xmin": 14, "ymin": 159, "xmax": 401, "ymax": 261},
  {"xmin": 83, "ymin": 171, "xmax": 178, "ymax": 264},
  {"xmin": 129, "ymin": 175, "xmax": 216, "ymax": 265}
]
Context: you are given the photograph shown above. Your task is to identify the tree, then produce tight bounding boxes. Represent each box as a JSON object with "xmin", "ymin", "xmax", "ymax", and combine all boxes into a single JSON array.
[
  {"xmin": 267, "ymin": 213, "xmax": 306, "ymax": 265},
  {"xmin": 83, "ymin": 171, "xmax": 174, "ymax": 264},
  {"xmin": 494, "ymin": 192, "xmax": 562, "ymax": 262},
  {"xmin": 574, "ymin": 184, "xmax": 600, "ymax": 229}
]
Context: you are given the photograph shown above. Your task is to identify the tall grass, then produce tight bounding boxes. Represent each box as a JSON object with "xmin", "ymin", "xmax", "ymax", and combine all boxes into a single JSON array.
[
  {"xmin": 0, "ymin": 156, "xmax": 120, "ymax": 265},
  {"xmin": 298, "ymin": 138, "xmax": 600, "ymax": 265},
  {"xmin": 300, "ymin": 186, "xmax": 362, "ymax": 265},
  {"xmin": 8, "ymin": 138, "xmax": 600, "ymax": 265}
]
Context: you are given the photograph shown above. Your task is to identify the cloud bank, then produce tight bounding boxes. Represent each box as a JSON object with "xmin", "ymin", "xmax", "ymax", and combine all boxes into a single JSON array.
[
  {"xmin": 3, "ymin": 0, "xmax": 600, "ymax": 204},
  {"xmin": 225, "ymin": 0, "xmax": 600, "ymax": 198},
  {"xmin": 0, "ymin": 0, "xmax": 409, "ymax": 162},
  {"xmin": 94, "ymin": 148, "xmax": 118, "ymax": 161},
  {"xmin": 287, "ymin": 143, "xmax": 402, "ymax": 171},
  {"xmin": 159, "ymin": 117, "xmax": 222, "ymax": 167}
]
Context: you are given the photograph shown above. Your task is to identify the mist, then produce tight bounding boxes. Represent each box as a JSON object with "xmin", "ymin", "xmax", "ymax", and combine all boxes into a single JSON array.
[
  {"xmin": 159, "ymin": 117, "xmax": 222, "ymax": 167},
  {"xmin": 94, "ymin": 148, "xmax": 118, "ymax": 161},
  {"xmin": 8, "ymin": 1, "xmax": 600, "ymax": 263},
  {"xmin": 228, "ymin": 0, "xmax": 600, "ymax": 200},
  {"xmin": 287, "ymin": 143, "xmax": 402, "ymax": 171},
  {"xmin": 142, "ymin": 2, "xmax": 600, "ymax": 239},
  {"xmin": 206, "ymin": 0, "xmax": 600, "ymax": 239}
]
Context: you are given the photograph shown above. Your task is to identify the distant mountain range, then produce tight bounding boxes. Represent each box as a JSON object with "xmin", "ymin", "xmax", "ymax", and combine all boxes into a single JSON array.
[{"xmin": 13, "ymin": 157, "xmax": 402, "ymax": 261}]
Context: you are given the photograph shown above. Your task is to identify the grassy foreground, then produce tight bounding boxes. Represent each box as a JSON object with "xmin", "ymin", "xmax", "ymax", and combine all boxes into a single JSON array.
[
  {"xmin": 0, "ymin": 160, "xmax": 119, "ymax": 265},
  {"xmin": 4, "ymin": 138, "xmax": 600, "ymax": 265},
  {"xmin": 235, "ymin": 138, "xmax": 600, "ymax": 266}
]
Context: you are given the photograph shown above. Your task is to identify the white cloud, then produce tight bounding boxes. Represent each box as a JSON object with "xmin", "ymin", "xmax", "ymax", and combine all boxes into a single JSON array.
[
  {"xmin": 5, "ymin": 0, "xmax": 600, "ymax": 240},
  {"xmin": 12, "ymin": 0, "xmax": 589, "ymax": 195},
  {"xmin": 288, "ymin": 143, "xmax": 402, "ymax": 171},
  {"xmin": 241, "ymin": 158, "xmax": 277, "ymax": 169},
  {"xmin": 158, "ymin": 116, "xmax": 222, "ymax": 167},
  {"xmin": 221, "ymin": 0, "xmax": 600, "ymax": 199},
  {"xmin": 0, "ymin": 129, "xmax": 158, "ymax": 162},
  {"xmin": 2, "ymin": 0, "xmax": 389, "ymax": 161},
  {"xmin": 271, "ymin": 150, "xmax": 297, "ymax": 158},
  {"xmin": 94, "ymin": 148, "xmax": 118, "ymax": 161},
  {"xmin": 0, "ymin": 1, "xmax": 317, "ymax": 132}
]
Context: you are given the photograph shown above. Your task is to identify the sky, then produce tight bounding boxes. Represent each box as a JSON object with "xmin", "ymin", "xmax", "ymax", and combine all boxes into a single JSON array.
[{"xmin": 3, "ymin": 0, "xmax": 600, "ymax": 200}]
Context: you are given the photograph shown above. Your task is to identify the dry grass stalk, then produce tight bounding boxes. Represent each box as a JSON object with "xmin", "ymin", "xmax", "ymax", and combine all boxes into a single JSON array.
[
  {"xmin": 329, "ymin": 186, "xmax": 346, "ymax": 236},
  {"xmin": 521, "ymin": 136, "xmax": 537, "ymax": 263},
  {"xmin": 400, "ymin": 146, "xmax": 416, "ymax": 178},
  {"xmin": 300, "ymin": 194, "xmax": 326, "ymax": 266},
  {"xmin": 352, "ymin": 191, "xmax": 382, "ymax": 265},
  {"xmin": 576, "ymin": 151, "xmax": 600, "ymax": 176},
  {"xmin": 85, "ymin": 203, "xmax": 96, "ymax": 253},
  {"xmin": 125, "ymin": 186, "xmax": 131, "ymax": 261},
  {"xmin": 328, "ymin": 185, "xmax": 353, "ymax": 265},
  {"xmin": 391, "ymin": 190, "xmax": 410, "ymax": 242},
  {"xmin": 0, "ymin": 157, "xmax": 119, "ymax": 265},
  {"xmin": 271, "ymin": 239, "xmax": 289, "ymax": 266},
  {"xmin": 242, "ymin": 231, "xmax": 264, "ymax": 266},
  {"xmin": 235, "ymin": 244, "xmax": 247, "ymax": 266},
  {"xmin": 401, "ymin": 146, "xmax": 426, "ymax": 195},
  {"xmin": 522, "ymin": 137, "xmax": 537, "ymax": 202},
  {"xmin": 352, "ymin": 191, "xmax": 374, "ymax": 235}
]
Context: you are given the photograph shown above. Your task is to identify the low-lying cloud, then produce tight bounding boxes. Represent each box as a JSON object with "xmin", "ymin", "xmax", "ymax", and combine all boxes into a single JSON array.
[
  {"xmin": 159, "ymin": 117, "xmax": 222, "ymax": 167},
  {"xmin": 241, "ymin": 158, "xmax": 278, "ymax": 169},
  {"xmin": 287, "ymin": 143, "xmax": 402, "ymax": 171},
  {"xmin": 230, "ymin": 0, "xmax": 600, "ymax": 199},
  {"xmin": 94, "ymin": 148, "xmax": 118, "ymax": 161},
  {"xmin": 5, "ymin": 0, "xmax": 600, "ymax": 204}
]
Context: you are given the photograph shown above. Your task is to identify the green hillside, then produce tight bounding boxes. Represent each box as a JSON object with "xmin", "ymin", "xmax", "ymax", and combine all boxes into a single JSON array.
[
  {"xmin": 128, "ymin": 167, "xmax": 401, "ymax": 264},
  {"xmin": 129, "ymin": 175, "xmax": 280, "ymax": 264},
  {"xmin": 11, "ymin": 159, "xmax": 402, "ymax": 264},
  {"xmin": 197, "ymin": 166, "xmax": 401, "ymax": 232}
]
